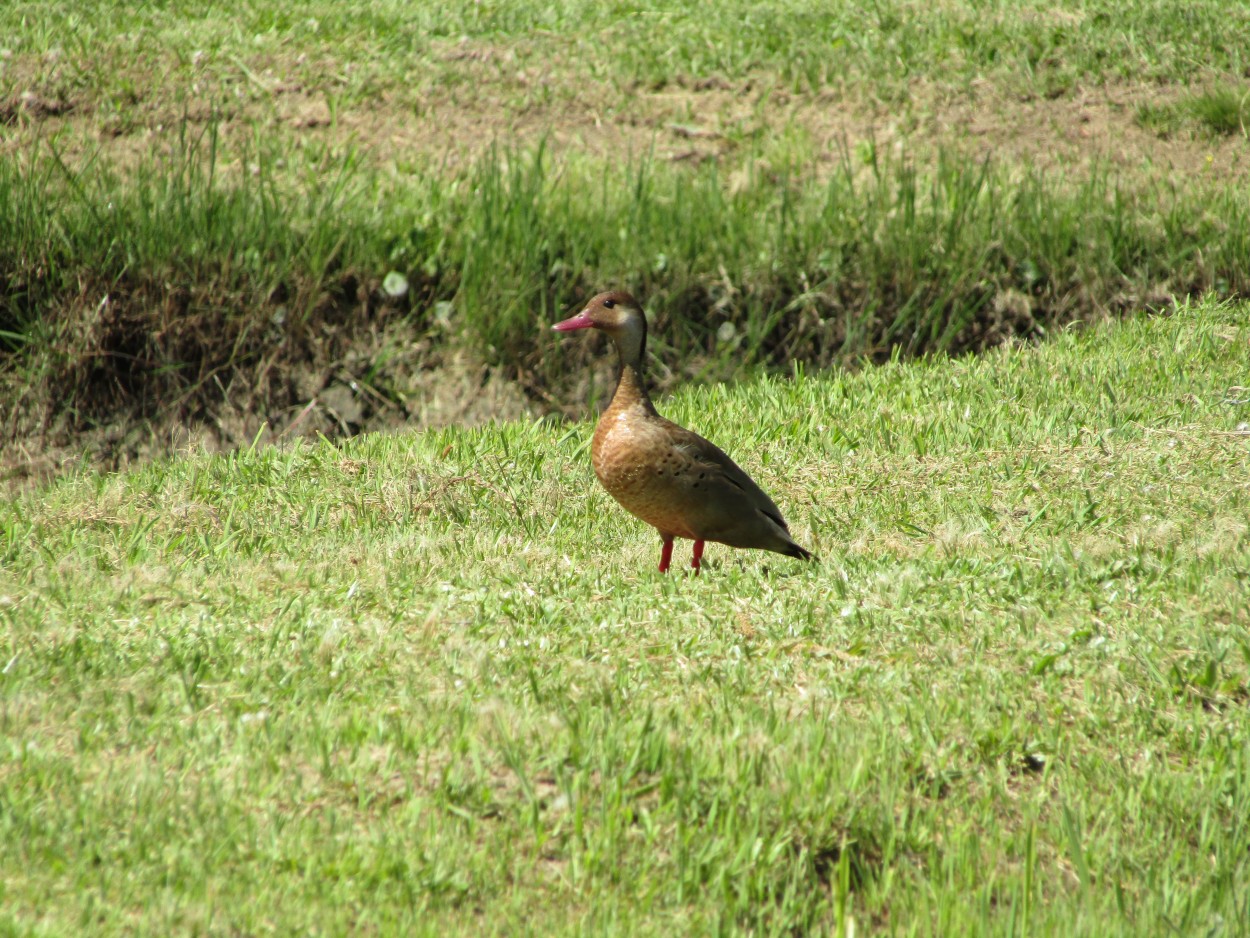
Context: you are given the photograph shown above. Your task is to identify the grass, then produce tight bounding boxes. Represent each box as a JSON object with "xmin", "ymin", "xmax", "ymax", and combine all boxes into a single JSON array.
[
  {"xmin": 3, "ymin": 3, "xmax": 1248, "ymax": 931},
  {"xmin": 4, "ymin": 0, "xmax": 1249, "ymax": 107},
  {"xmin": 2, "ymin": 298, "xmax": 1249, "ymax": 935},
  {"xmin": 1137, "ymin": 84, "xmax": 1250, "ymax": 139},
  {"xmin": 4, "ymin": 1, "xmax": 1250, "ymax": 456},
  {"xmin": 4, "ymin": 126, "xmax": 1249, "ymax": 449},
  {"xmin": 1188, "ymin": 86, "xmax": 1250, "ymax": 136}
]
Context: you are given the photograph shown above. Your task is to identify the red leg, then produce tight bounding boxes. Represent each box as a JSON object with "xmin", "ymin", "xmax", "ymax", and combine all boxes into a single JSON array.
[
  {"xmin": 659, "ymin": 536, "xmax": 674, "ymax": 574},
  {"xmin": 691, "ymin": 540, "xmax": 705, "ymax": 575}
]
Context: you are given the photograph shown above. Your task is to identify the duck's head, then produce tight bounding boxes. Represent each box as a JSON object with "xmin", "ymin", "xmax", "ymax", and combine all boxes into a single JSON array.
[
  {"xmin": 552, "ymin": 291, "xmax": 647, "ymax": 366},
  {"xmin": 552, "ymin": 291, "xmax": 644, "ymax": 336}
]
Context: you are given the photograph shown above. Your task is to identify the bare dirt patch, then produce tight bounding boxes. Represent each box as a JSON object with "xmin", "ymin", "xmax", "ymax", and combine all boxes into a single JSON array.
[
  {"xmin": 925, "ymin": 80, "xmax": 1249, "ymax": 180},
  {"xmin": 349, "ymin": 38, "xmax": 1233, "ymax": 179},
  {"xmin": 1, "ymin": 339, "xmax": 532, "ymax": 489},
  {"xmin": 5, "ymin": 39, "xmax": 1243, "ymax": 183}
]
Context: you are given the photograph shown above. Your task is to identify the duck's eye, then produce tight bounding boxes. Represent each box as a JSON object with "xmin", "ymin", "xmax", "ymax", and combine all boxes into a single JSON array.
[{"xmin": 603, "ymin": 299, "xmax": 616, "ymax": 309}]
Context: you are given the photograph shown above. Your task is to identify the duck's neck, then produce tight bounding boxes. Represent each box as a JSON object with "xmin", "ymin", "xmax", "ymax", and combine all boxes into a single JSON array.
[
  {"xmin": 610, "ymin": 327, "xmax": 656, "ymax": 414},
  {"xmin": 615, "ymin": 320, "xmax": 646, "ymax": 373},
  {"xmin": 612, "ymin": 362, "xmax": 650, "ymax": 408}
]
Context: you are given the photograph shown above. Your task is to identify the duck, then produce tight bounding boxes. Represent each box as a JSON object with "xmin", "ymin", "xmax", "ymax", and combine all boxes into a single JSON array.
[{"xmin": 553, "ymin": 290, "xmax": 814, "ymax": 574}]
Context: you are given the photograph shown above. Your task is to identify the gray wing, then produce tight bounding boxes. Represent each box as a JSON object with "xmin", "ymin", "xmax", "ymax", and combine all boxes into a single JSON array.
[{"xmin": 660, "ymin": 419, "xmax": 804, "ymax": 554}]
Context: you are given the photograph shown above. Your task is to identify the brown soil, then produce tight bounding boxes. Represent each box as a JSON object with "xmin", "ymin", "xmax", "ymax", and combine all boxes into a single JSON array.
[
  {"xmin": 4, "ymin": 39, "xmax": 1245, "ymax": 181},
  {"xmin": 1, "ymin": 342, "xmax": 533, "ymax": 489}
]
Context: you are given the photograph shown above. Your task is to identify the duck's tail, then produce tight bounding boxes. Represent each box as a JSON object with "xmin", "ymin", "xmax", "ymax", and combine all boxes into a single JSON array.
[{"xmin": 783, "ymin": 542, "xmax": 817, "ymax": 562}]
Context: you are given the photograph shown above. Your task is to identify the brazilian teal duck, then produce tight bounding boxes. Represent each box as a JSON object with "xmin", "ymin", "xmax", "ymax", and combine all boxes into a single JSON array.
[{"xmin": 553, "ymin": 291, "xmax": 814, "ymax": 573}]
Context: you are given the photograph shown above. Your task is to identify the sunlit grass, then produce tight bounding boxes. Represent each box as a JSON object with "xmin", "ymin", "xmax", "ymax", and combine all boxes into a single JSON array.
[
  {"xmin": 3, "ymin": 0, "xmax": 1248, "ymax": 105},
  {"xmin": 3, "ymin": 299, "xmax": 1248, "ymax": 935}
]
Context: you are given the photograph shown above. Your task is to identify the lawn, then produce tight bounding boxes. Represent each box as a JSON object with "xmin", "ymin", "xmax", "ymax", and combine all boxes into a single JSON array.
[
  {"xmin": 3, "ymin": 2, "xmax": 1249, "ymax": 933},
  {"xmin": 2, "ymin": 298, "xmax": 1248, "ymax": 935}
]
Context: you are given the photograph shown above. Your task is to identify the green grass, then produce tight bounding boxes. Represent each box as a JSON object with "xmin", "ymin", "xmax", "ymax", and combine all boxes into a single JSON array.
[
  {"xmin": 4, "ymin": 0, "xmax": 1249, "ymax": 106},
  {"xmin": 1188, "ymin": 86, "xmax": 1250, "ymax": 137},
  {"xmin": 3, "ymin": 2, "xmax": 1248, "ymax": 930},
  {"xmin": 5, "ymin": 127, "xmax": 1249, "ymax": 441},
  {"xmin": 1137, "ymin": 84, "xmax": 1250, "ymax": 138},
  {"xmin": 5, "ymin": 0, "xmax": 1250, "ymax": 449},
  {"xmin": 3, "ymin": 298, "xmax": 1249, "ymax": 935}
]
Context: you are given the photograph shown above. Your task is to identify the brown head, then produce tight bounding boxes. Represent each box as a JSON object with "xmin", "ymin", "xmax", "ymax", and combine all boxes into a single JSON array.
[{"xmin": 552, "ymin": 291, "xmax": 647, "ymax": 368}]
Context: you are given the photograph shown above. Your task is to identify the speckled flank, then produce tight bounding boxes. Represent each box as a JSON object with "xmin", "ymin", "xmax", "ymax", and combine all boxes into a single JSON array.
[{"xmin": 592, "ymin": 367, "xmax": 698, "ymax": 538}]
